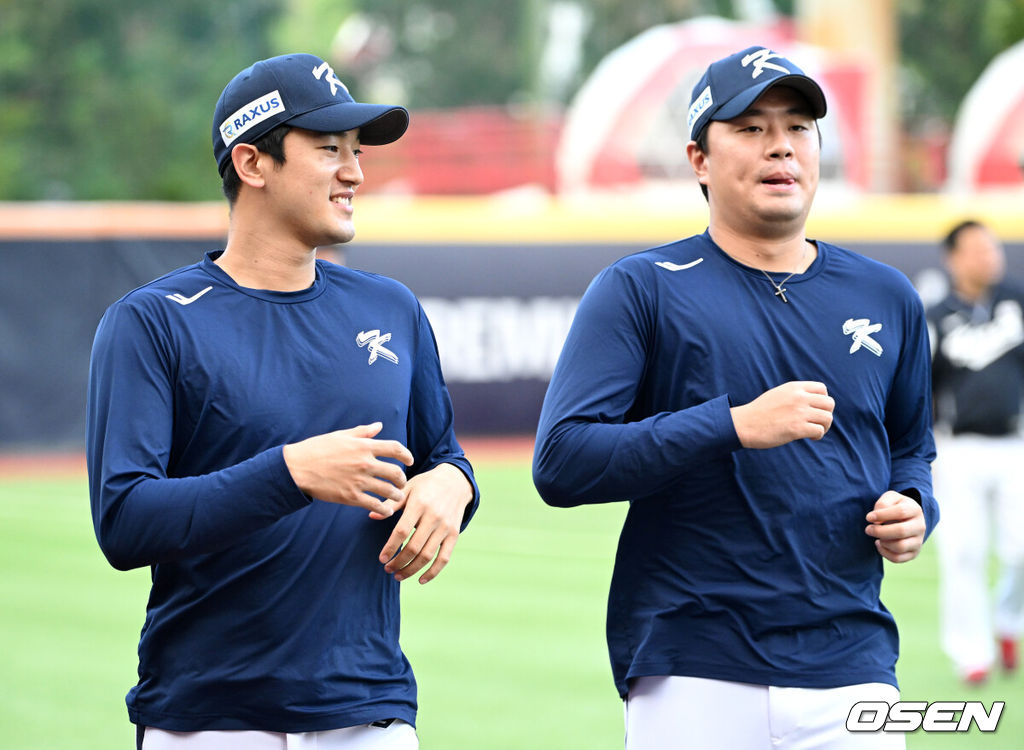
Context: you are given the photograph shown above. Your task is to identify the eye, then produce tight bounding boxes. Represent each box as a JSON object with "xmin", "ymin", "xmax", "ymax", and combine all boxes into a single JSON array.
[
  {"xmin": 353, "ymin": 148, "xmax": 363, "ymax": 159},
  {"xmin": 321, "ymin": 145, "xmax": 339, "ymax": 153}
]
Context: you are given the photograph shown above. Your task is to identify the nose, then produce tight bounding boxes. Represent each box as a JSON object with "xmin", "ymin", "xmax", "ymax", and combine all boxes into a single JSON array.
[
  {"xmin": 766, "ymin": 126, "xmax": 793, "ymax": 159},
  {"xmin": 339, "ymin": 150, "xmax": 364, "ymax": 187}
]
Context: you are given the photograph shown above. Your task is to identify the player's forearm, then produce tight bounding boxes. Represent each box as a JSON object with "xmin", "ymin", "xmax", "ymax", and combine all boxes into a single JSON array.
[
  {"xmin": 404, "ymin": 308, "xmax": 481, "ymax": 529},
  {"xmin": 90, "ymin": 447, "xmax": 310, "ymax": 571},
  {"xmin": 888, "ymin": 458, "xmax": 939, "ymax": 540},
  {"xmin": 532, "ymin": 396, "xmax": 741, "ymax": 507},
  {"xmin": 886, "ymin": 324, "xmax": 939, "ymax": 540}
]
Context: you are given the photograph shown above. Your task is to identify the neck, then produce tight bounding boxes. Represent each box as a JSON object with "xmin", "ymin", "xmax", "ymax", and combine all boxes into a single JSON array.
[
  {"xmin": 218, "ymin": 211, "xmax": 317, "ymax": 292},
  {"xmin": 708, "ymin": 224, "xmax": 814, "ymax": 273}
]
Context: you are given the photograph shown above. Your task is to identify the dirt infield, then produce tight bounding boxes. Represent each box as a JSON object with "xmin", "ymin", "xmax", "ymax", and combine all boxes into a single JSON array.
[
  {"xmin": 0, "ymin": 436, "xmax": 535, "ymax": 480},
  {"xmin": 461, "ymin": 435, "xmax": 535, "ymax": 464},
  {"xmin": 0, "ymin": 453, "xmax": 87, "ymax": 479}
]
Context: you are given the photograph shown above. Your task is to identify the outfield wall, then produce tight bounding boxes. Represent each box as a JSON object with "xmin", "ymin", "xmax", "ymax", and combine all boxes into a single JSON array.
[{"xmin": 2, "ymin": 196, "xmax": 1023, "ymax": 449}]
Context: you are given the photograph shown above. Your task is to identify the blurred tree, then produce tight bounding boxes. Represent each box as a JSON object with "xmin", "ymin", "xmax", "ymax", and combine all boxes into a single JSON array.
[
  {"xmin": 1, "ymin": 0, "xmax": 1022, "ymax": 200},
  {"xmin": 338, "ymin": 0, "xmax": 538, "ymax": 108},
  {"xmin": 0, "ymin": 0, "xmax": 283, "ymax": 200},
  {"xmin": 336, "ymin": 0, "xmax": 737, "ymax": 109},
  {"xmin": 270, "ymin": 0, "xmax": 356, "ymax": 59},
  {"xmin": 983, "ymin": 0, "xmax": 1024, "ymax": 49},
  {"xmin": 579, "ymin": 0, "xmax": 732, "ymax": 83},
  {"xmin": 899, "ymin": 0, "xmax": 1024, "ymax": 125}
]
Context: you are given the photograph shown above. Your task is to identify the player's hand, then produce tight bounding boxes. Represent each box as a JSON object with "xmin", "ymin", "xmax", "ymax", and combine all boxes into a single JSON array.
[
  {"xmin": 377, "ymin": 462, "xmax": 473, "ymax": 584},
  {"xmin": 282, "ymin": 422, "xmax": 414, "ymax": 517},
  {"xmin": 865, "ymin": 490, "xmax": 926, "ymax": 563},
  {"xmin": 730, "ymin": 381, "xmax": 835, "ymax": 449}
]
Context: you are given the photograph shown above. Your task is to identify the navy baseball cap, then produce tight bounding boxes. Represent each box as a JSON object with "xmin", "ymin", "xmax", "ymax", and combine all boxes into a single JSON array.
[
  {"xmin": 213, "ymin": 53, "xmax": 409, "ymax": 175},
  {"xmin": 687, "ymin": 46, "xmax": 827, "ymax": 142}
]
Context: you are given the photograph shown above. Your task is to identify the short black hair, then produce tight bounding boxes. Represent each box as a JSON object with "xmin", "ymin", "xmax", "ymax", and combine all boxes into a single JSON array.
[
  {"xmin": 221, "ymin": 125, "xmax": 292, "ymax": 204},
  {"xmin": 942, "ymin": 219, "xmax": 985, "ymax": 254}
]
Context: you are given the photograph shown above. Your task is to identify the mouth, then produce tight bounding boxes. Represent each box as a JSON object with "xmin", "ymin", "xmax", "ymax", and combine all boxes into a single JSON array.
[
  {"xmin": 761, "ymin": 174, "xmax": 797, "ymax": 187},
  {"xmin": 330, "ymin": 192, "xmax": 354, "ymax": 215}
]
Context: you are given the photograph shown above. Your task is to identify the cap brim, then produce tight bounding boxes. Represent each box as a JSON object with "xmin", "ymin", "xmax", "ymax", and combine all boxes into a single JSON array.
[
  {"xmin": 286, "ymin": 102, "xmax": 410, "ymax": 145},
  {"xmin": 715, "ymin": 74, "xmax": 827, "ymax": 124}
]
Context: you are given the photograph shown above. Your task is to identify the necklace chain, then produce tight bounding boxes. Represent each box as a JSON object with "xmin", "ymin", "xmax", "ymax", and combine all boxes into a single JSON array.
[{"xmin": 759, "ymin": 244, "xmax": 808, "ymax": 304}]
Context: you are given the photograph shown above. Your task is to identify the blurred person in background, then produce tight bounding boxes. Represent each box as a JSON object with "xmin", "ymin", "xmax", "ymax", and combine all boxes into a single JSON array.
[
  {"xmin": 533, "ymin": 45, "xmax": 937, "ymax": 749},
  {"xmin": 87, "ymin": 53, "xmax": 478, "ymax": 749},
  {"xmin": 928, "ymin": 219, "xmax": 1024, "ymax": 685}
]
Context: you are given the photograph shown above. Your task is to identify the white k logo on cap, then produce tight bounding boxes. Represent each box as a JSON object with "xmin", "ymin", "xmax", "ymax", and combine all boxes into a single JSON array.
[
  {"xmin": 311, "ymin": 61, "xmax": 349, "ymax": 97},
  {"xmin": 741, "ymin": 49, "xmax": 791, "ymax": 79}
]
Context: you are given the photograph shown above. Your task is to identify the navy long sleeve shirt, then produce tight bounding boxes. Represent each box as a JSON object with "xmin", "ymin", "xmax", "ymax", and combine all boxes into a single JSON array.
[
  {"xmin": 534, "ymin": 231, "xmax": 937, "ymax": 696},
  {"xmin": 87, "ymin": 252, "xmax": 478, "ymax": 731}
]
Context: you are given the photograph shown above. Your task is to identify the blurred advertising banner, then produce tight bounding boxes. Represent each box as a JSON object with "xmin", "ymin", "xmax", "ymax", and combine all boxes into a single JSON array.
[{"xmin": 5, "ymin": 233, "xmax": 1022, "ymax": 449}]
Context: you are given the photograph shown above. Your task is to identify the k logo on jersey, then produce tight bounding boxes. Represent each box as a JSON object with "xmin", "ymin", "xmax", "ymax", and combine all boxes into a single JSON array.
[
  {"xmin": 843, "ymin": 318, "xmax": 884, "ymax": 357},
  {"xmin": 356, "ymin": 329, "xmax": 399, "ymax": 365}
]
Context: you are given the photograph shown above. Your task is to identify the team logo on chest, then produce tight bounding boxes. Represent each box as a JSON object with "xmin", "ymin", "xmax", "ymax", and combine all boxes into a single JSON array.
[
  {"xmin": 843, "ymin": 318, "xmax": 884, "ymax": 357},
  {"xmin": 356, "ymin": 329, "xmax": 399, "ymax": 365}
]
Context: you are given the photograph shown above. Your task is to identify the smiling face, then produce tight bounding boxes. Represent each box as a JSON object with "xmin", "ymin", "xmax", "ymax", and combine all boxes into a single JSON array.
[
  {"xmin": 262, "ymin": 128, "xmax": 364, "ymax": 249},
  {"xmin": 689, "ymin": 85, "xmax": 820, "ymax": 241}
]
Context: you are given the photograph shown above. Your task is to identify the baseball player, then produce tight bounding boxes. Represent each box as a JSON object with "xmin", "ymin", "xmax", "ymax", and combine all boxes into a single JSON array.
[
  {"xmin": 87, "ymin": 53, "xmax": 478, "ymax": 749},
  {"xmin": 928, "ymin": 219, "xmax": 1024, "ymax": 684},
  {"xmin": 533, "ymin": 46, "xmax": 937, "ymax": 749}
]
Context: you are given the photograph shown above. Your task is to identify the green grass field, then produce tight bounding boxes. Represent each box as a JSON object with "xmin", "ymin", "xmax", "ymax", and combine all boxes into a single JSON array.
[{"xmin": 1, "ymin": 462, "xmax": 1020, "ymax": 748}]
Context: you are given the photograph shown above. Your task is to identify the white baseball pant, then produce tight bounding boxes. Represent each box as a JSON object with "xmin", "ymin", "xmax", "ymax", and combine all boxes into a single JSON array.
[
  {"xmin": 625, "ymin": 675, "xmax": 903, "ymax": 749},
  {"xmin": 139, "ymin": 720, "xmax": 417, "ymax": 750},
  {"xmin": 934, "ymin": 433, "xmax": 1024, "ymax": 674}
]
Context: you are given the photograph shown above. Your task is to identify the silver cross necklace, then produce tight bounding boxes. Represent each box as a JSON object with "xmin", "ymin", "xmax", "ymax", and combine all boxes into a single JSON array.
[{"xmin": 759, "ymin": 243, "xmax": 808, "ymax": 303}]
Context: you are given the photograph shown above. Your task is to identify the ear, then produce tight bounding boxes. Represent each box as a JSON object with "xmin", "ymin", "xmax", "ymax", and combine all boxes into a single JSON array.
[
  {"xmin": 230, "ymin": 143, "xmax": 266, "ymax": 189},
  {"xmin": 686, "ymin": 140, "xmax": 709, "ymax": 190}
]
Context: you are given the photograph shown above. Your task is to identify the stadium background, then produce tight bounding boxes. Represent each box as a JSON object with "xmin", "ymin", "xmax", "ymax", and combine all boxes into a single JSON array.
[
  {"xmin": 3, "ymin": 196, "xmax": 1024, "ymax": 449},
  {"xmin": 3, "ymin": 0, "xmax": 1024, "ymax": 747}
]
